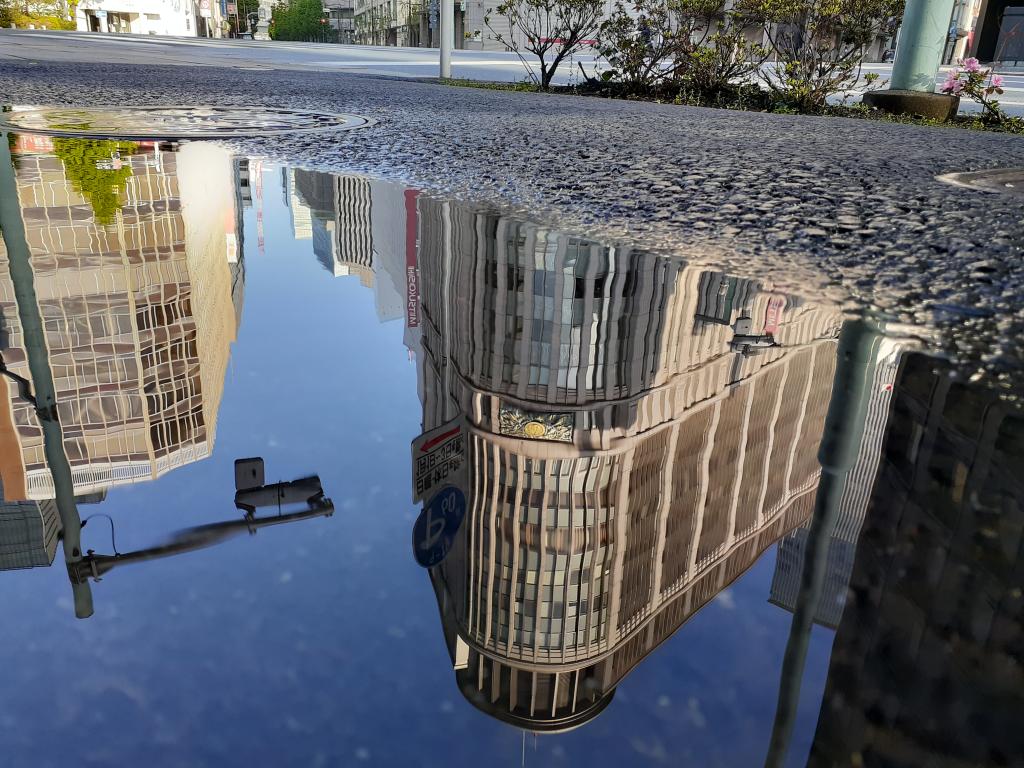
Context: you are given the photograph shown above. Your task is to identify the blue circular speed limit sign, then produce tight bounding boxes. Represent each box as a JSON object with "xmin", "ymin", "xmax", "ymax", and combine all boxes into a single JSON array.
[{"xmin": 412, "ymin": 486, "xmax": 466, "ymax": 568}]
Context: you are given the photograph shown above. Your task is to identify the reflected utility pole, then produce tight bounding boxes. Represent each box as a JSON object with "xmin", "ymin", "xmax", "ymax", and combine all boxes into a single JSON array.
[
  {"xmin": 763, "ymin": 317, "xmax": 883, "ymax": 768},
  {"xmin": 0, "ymin": 130, "xmax": 94, "ymax": 619}
]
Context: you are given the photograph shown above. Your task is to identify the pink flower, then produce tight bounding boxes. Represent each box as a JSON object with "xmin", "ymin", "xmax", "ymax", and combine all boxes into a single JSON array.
[
  {"xmin": 962, "ymin": 57, "xmax": 982, "ymax": 73},
  {"xmin": 940, "ymin": 71, "xmax": 960, "ymax": 94},
  {"xmin": 991, "ymin": 74, "xmax": 1004, "ymax": 88}
]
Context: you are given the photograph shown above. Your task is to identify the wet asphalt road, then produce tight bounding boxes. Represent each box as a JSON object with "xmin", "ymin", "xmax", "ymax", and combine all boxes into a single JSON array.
[
  {"xmin": 0, "ymin": 57, "xmax": 1022, "ymax": 388},
  {"xmin": 3, "ymin": 29, "xmax": 1023, "ymax": 114}
]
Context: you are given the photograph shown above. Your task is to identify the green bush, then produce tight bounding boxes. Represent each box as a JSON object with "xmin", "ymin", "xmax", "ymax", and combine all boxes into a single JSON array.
[
  {"xmin": 739, "ymin": 0, "xmax": 904, "ymax": 112},
  {"xmin": 593, "ymin": 0, "xmax": 901, "ymax": 113},
  {"xmin": 270, "ymin": 0, "xmax": 330, "ymax": 41},
  {"xmin": 596, "ymin": 0, "xmax": 767, "ymax": 104}
]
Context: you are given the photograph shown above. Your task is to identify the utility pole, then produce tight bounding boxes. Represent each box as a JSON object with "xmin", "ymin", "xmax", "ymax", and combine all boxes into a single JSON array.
[
  {"xmin": 439, "ymin": 0, "xmax": 452, "ymax": 79},
  {"xmin": 864, "ymin": 0, "xmax": 960, "ymax": 119},
  {"xmin": 0, "ymin": 131, "xmax": 94, "ymax": 619}
]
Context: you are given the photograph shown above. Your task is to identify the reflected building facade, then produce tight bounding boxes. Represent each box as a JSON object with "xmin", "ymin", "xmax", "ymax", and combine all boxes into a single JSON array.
[
  {"xmin": 0, "ymin": 137, "xmax": 243, "ymax": 540},
  {"xmin": 807, "ymin": 355, "xmax": 1024, "ymax": 767},
  {"xmin": 404, "ymin": 193, "xmax": 846, "ymax": 730}
]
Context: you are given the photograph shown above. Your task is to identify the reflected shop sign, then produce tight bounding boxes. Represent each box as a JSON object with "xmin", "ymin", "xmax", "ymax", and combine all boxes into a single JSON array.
[{"xmin": 405, "ymin": 189, "xmax": 420, "ymax": 328}]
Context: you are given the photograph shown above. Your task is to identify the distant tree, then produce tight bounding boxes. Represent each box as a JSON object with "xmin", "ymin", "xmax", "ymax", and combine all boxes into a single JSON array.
[
  {"xmin": 485, "ymin": 0, "xmax": 604, "ymax": 89},
  {"xmin": 51, "ymin": 139, "xmax": 137, "ymax": 226},
  {"xmin": 1, "ymin": 0, "xmax": 77, "ymax": 29},
  {"xmin": 270, "ymin": 0, "xmax": 328, "ymax": 41},
  {"xmin": 738, "ymin": 0, "xmax": 904, "ymax": 112}
]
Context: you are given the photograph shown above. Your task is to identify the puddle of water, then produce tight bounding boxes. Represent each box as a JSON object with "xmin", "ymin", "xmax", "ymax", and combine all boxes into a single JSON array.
[{"xmin": 0, "ymin": 133, "xmax": 1020, "ymax": 768}]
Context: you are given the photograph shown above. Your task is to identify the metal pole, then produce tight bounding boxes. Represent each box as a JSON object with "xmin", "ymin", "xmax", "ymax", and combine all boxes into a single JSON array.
[
  {"xmin": 890, "ymin": 0, "xmax": 958, "ymax": 91},
  {"xmin": 763, "ymin": 318, "xmax": 882, "ymax": 768},
  {"xmin": 439, "ymin": 0, "xmax": 452, "ymax": 78},
  {"xmin": 0, "ymin": 131, "xmax": 93, "ymax": 619},
  {"xmin": 68, "ymin": 502, "xmax": 335, "ymax": 583}
]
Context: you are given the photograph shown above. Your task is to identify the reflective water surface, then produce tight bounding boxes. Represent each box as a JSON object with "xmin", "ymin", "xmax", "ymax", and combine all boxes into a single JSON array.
[{"xmin": 0, "ymin": 135, "xmax": 1020, "ymax": 768}]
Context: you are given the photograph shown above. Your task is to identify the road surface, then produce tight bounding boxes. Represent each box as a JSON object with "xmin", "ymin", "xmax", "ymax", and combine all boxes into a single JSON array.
[{"xmin": 1, "ymin": 29, "xmax": 1021, "ymax": 114}]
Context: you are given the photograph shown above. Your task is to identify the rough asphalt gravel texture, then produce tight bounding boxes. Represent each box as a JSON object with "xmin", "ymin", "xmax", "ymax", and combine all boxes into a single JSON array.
[{"xmin": 1, "ymin": 62, "xmax": 1022, "ymax": 392}]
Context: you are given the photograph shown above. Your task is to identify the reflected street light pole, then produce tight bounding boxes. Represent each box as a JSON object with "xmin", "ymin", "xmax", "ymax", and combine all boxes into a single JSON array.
[
  {"xmin": 68, "ymin": 500, "xmax": 334, "ymax": 584},
  {"xmin": 0, "ymin": 130, "xmax": 94, "ymax": 619}
]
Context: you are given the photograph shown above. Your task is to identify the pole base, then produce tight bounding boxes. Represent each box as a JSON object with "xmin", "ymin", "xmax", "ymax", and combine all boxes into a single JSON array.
[{"xmin": 863, "ymin": 89, "xmax": 960, "ymax": 121}]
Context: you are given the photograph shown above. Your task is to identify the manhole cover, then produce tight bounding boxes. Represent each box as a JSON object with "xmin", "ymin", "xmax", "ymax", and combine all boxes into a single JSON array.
[
  {"xmin": 937, "ymin": 168, "xmax": 1024, "ymax": 196},
  {"xmin": 0, "ymin": 106, "xmax": 372, "ymax": 140}
]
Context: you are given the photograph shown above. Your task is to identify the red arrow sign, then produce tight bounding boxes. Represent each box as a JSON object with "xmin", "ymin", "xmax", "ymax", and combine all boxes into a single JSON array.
[{"xmin": 420, "ymin": 427, "xmax": 460, "ymax": 453}]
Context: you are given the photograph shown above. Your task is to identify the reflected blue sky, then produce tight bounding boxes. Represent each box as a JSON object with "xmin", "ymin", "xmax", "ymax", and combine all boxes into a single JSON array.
[{"xmin": 0, "ymin": 157, "xmax": 838, "ymax": 768}]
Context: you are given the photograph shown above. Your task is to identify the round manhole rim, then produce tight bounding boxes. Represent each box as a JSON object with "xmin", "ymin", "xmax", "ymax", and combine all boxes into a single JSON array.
[
  {"xmin": 0, "ymin": 105, "xmax": 375, "ymax": 140},
  {"xmin": 936, "ymin": 167, "xmax": 1024, "ymax": 196}
]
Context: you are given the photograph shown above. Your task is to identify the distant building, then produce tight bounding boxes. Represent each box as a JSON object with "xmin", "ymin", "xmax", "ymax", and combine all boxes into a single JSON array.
[
  {"xmin": 75, "ymin": 0, "xmax": 222, "ymax": 37},
  {"xmin": 235, "ymin": 158, "xmax": 253, "ymax": 210},
  {"xmin": 968, "ymin": 0, "xmax": 1024, "ymax": 64},
  {"xmin": 324, "ymin": 0, "xmax": 356, "ymax": 43},
  {"xmin": 350, "ymin": 0, "xmax": 900, "ymax": 61}
]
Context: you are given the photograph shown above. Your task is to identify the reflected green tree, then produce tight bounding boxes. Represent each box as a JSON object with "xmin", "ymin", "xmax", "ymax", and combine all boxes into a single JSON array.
[{"xmin": 51, "ymin": 139, "xmax": 137, "ymax": 226}]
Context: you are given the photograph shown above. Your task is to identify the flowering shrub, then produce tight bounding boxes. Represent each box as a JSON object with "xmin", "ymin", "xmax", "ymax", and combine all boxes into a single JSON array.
[{"xmin": 940, "ymin": 58, "xmax": 1015, "ymax": 127}]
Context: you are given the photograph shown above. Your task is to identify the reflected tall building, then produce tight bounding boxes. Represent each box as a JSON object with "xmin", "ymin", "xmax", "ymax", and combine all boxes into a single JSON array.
[
  {"xmin": 283, "ymin": 168, "xmax": 313, "ymax": 241},
  {"xmin": 0, "ymin": 137, "xmax": 243, "ymax": 506},
  {"xmin": 407, "ymin": 194, "xmax": 846, "ymax": 731},
  {"xmin": 294, "ymin": 170, "xmax": 406, "ymax": 324},
  {"xmin": 807, "ymin": 355, "xmax": 1024, "ymax": 767}
]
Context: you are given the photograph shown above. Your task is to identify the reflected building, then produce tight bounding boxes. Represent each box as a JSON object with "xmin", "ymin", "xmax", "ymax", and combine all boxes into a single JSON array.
[
  {"xmin": 294, "ymin": 169, "xmax": 374, "ymax": 283},
  {"xmin": 294, "ymin": 170, "xmax": 407, "ymax": 325},
  {"xmin": 405, "ymin": 194, "xmax": 846, "ymax": 731},
  {"xmin": 283, "ymin": 168, "xmax": 313, "ymax": 241},
  {"xmin": 0, "ymin": 499, "xmax": 60, "ymax": 570},
  {"xmin": 807, "ymin": 355, "xmax": 1024, "ymax": 767},
  {"xmin": 0, "ymin": 137, "xmax": 243, "ymax": 505},
  {"xmin": 768, "ymin": 338, "xmax": 904, "ymax": 629}
]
